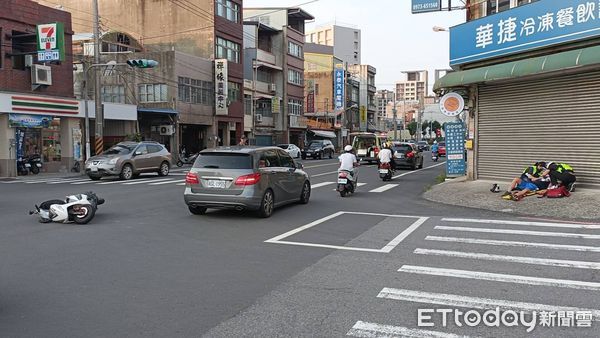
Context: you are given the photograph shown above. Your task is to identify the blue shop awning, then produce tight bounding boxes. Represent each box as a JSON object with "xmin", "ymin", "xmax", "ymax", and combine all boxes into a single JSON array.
[{"xmin": 137, "ymin": 108, "xmax": 179, "ymax": 115}]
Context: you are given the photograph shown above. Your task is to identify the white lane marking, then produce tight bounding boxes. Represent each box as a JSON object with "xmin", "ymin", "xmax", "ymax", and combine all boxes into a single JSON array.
[
  {"xmin": 392, "ymin": 162, "xmax": 445, "ymax": 179},
  {"xmin": 123, "ymin": 178, "xmax": 172, "ymax": 185},
  {"xmin": 347, "ymin": 321, "xmax": 470, "ymax": 338},
  {"xmin": 330, "ymin": 183, "xmax": 367, "ymax": 191},
  {"xmin": 148, "ymin": 179, "xmax": 185, "ymax": 185},
  {"xmin": 96, "ymin": 179, "xmax": 130, "ymax": 185},
  {"xmin": 311, "ymin": 181, "xmax": 335, "ymax": 188},
  {"xmin": 71, "ymin": 180, "xmax": 98, "ymax": 185},
  {"xmin": 380, "ymin": 217, "xmax": 429, "ymax": 253},
  {"xmin": 176, "ymin": 183, "xmax": 186, "ymax": 186},
  {"xmin": 303, "ymin": 163, "xmax": 339, "ymax": 169},
  {"xmin": 169, "ymin": 172, "xmax": 188, "ymax": 176},
  {"xmin": 311, "ymin": 170, "xmax": 339, "ymax": 178},
  {"xmin": 399, "ymin": 265, "xmax": 600, "ymax": 291},
  {"xmin": 435, "ymin": 226, "xmax": 600, "ymax": 239},
  {"xmin": 47, "ymin": 179, "xmax": 90, "ymax": 184},
  {"xmin": 426, "ymin": 235, "xmax": 600, "ymax": 253},
  {"xmin": 369, "ymin": 184, "xmax": 398, "ymax": 193},
  {"xmin": 442, "ymin": 218, "xmax": 600, "ymax": 230},
  {"xmin": 414, "ymin": 248, "xmax": 600, "ymax": 270},
  {"xmin": 265, "ymin": 212, "xmax": 427, "ymax": 253},
  {"xmin": 24, "ymin": 179, "xmax": 64, "ymax": 184},
  {"xmin": 377, "ymin": 288, "xmax": 600, "ymax": 320},
  {"xmin": 266, "ymin": 211, "xmax": 345, "ymax": 243}
]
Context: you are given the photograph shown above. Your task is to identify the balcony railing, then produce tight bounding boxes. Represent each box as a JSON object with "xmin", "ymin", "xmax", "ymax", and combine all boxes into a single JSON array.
[{"xmin": 256, "ymin": 49, "xmax": 276, "ymax": 65}]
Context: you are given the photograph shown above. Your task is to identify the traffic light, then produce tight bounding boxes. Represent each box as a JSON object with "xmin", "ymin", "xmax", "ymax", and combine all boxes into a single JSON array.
[{"xmin": 126, "ymin": 59, "xmax": 159, "ymax": 68}]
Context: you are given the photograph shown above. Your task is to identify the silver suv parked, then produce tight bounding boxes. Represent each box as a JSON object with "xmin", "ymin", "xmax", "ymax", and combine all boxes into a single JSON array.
[
  {"xmin": 183, "ymin": 146, "xmax": 311, "ymax": 218},
  {"xmin": 85, "ymin": 141, "xmax": 172, "ymax": 180}
]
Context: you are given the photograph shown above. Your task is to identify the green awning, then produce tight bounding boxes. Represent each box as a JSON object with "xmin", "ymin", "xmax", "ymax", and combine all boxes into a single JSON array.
[{"xmin": 434, "ymin": 45, "xmax": 600, "ymax": 92}]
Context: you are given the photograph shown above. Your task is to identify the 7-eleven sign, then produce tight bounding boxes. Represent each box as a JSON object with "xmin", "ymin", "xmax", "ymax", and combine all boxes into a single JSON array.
[{"xmin": 36, "ymin": 23, "xmax": 65, "ymax": 61}]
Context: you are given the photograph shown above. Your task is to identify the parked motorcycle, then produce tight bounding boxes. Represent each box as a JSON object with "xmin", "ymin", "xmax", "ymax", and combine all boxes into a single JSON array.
[
  {"xmin": 378, "ymin": 162, "xmax": 394, "ymax": 181},
  {"xmin": 27, "ymin": 154, "xmax": 42, "ymax": 174},
  {"xmin": 337, "ymin": 170, "xmax": 357, "ymax": 197},
  {"xmin": 17, "ymin": 157, "xmax": 30, "ymax": 176},
  {"xmin": 176, "ymin": 152, "xmax": 198, "ymax": 167},
  {"xmin": 29, "ymin": 191, "xmax": 105, "ymax": 224},
  {"xmin": 432, "ymin": 151, "xmax": 439, "ymax": 162}
]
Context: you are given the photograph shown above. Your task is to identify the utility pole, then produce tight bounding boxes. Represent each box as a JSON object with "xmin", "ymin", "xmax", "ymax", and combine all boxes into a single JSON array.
[
  {"xmin": 93, "ymin": 0, "xmax": 103, "ymax": 155},
  {"xmin": 392, "ymin": 92, "xmax": 398, "ymax": 141}
]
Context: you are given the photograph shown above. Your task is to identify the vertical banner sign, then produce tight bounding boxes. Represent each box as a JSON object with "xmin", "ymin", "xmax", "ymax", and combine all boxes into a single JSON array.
[
  {"xmin": 36, "ymin": 22, "xmax": 65, "ymax": 62},
  {"xmin": 72, "ymin": 128, "xmax": 82, "ymax": 161},
  {"xmin": 334, "ymin": 64, "xmax": 345, "ymax": 111},
  {"xmin": 359, "ymin": 105, "xmax": 367, "ymax": 131},
  {"xmin": 444, "ymin": 122, "xmax": 466, "ymax": 177},
  {"xmin": 271, "ymin": 96, "xmax": 280, "ymax": 114},
  {"xmin": 306, "ymin": 93, "xmax": 315, "ymax": 113},
  {"xmin": 15, "ymin": 129, "xmax": 25, "ymax": 161},
  {"xmin": 215, "ymin": 59, "xmax": 228, "ymax": 116}
]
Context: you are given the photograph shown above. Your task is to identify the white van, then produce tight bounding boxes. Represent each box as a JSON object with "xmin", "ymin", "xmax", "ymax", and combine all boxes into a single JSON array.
[{"xmin": 350, "ymin": 133, "xmax": 386, "ymax": 163}]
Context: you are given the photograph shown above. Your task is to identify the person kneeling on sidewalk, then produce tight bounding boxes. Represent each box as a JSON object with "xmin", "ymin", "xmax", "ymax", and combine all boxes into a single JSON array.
[{"xmin": 543, "ymin": 162, "xmax": 576, "ymax": 192}]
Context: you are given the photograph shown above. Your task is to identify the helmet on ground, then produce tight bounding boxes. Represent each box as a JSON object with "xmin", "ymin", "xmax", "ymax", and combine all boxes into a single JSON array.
[{"xmin": 344, "ymin": 145, "xmax": 353, "ymax": 152}]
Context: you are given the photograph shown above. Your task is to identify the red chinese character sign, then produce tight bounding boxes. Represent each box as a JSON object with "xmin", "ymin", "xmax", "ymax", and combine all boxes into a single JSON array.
[{"xmin": 215, "ymin": 59, "xmax": 228, "ymax": 116}]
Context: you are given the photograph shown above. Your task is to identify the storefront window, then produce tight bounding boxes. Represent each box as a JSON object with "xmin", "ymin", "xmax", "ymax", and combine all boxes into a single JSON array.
[{"xmin": 42, "ymin": 118, "xmax": 61, "ymax": 163}]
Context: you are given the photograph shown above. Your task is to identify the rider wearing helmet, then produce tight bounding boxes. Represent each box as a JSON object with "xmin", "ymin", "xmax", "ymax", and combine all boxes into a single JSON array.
[
  {"xmin": 377, "ymin": 141, "xmax": 394, "ymax": 171},
  {"xmin": 339, "ymin": 145, "xmax": 359, "ymax": 177}
]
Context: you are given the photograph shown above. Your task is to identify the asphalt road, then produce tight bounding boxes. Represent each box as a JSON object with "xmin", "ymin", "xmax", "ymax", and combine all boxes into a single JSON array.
[{"xmin": 1, "ymin": 153, "xmax": 599, "ymax": 337}]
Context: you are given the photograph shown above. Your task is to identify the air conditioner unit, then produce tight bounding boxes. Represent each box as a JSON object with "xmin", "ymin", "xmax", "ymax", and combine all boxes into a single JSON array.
[
  {"xmin": 269, "ymin": 83, "xmax": 276, "ymax": 93},
  {"xmin": 255, "ymin": 114, "xmax": 263, "ymax": 123},
  {"xmin": 159, "ymin": 125, "xmax": 175, "ymax": 135},
  {"xmin": 31, "ymin": 64, "xmax": 52, "ymax": 86}
]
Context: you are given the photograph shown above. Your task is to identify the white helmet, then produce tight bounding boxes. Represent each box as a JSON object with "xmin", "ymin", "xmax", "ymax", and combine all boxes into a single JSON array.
[{"xmin": 344, "ymin": 145, "xmax": 353, "ymax": 152}]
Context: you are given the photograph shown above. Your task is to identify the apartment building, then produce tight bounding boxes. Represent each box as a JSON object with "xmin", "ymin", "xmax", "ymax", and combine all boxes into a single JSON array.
[
  {"xmin": 306, "ymin": 24, "xmax": 361, "ymax": 65},
  {"xmin": 395, "ymin": 70, "xmax": 428, "ymax": 102},
  {"xmin": 348, "ymin": 64, "xmax": 377, "ymax": 131}
]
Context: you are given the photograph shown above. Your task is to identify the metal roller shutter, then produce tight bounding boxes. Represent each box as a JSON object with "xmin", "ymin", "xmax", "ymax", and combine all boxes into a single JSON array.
[{"xmin": 477, "ymin": 71, "xmax": 600, "ymax": 188}]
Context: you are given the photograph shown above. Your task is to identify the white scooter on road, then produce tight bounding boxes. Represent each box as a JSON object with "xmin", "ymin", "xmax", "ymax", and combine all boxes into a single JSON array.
[{"xmin": 30, "ymin": 191, "xmax": 105, "ymax": 224}]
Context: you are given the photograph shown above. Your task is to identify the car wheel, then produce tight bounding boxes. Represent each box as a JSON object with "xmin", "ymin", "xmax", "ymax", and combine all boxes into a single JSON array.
[
  {"xmin": 296, "ymin": 151, "xmax": 301, "ymax": 159},
  {"xmin": 257, "ymin": 189, "xmax": 274, "ymax": 218},
  {"xmin": 299, "ymin": 181, "xmax": 311, "ymax": 204},
  {"xmin": 89, "ymin": 175, "xmax": 101, "ymax": 181},
  {"xmin": 188, "ymin": 205, "xmax": 207, "ymax": 215},
  {"xmin": 158, "ymin": 161, "xmax": 170, "ymax": 176},
  {"xmin": 419, "ymin": 159, "xmax": 424, "ymax": 169},
  {"xmin": 120, "ymin": 164, "xmax": 134, "ymax": 180}
]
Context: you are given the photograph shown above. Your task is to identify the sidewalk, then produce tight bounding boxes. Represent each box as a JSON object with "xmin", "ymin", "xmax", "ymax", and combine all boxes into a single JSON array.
[{"xmin": 423, "ymin": 177, "xmax": 600, "ymax": 220}]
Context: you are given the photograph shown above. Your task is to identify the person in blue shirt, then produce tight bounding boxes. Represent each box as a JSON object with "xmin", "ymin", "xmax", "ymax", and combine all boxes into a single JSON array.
[{"xmin": 431, "ymin": 141, "xmax": 439, "ymax": 156}]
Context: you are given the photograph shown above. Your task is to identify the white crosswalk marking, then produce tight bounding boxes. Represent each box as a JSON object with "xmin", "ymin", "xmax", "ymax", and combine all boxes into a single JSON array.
[
  {"xmin": 330, "ymin": 182, "xmax": 366, "ymax": 191},
  {"xmin": 96, "ymin": 179, "xmax": 131, "ymax": 185},
  {"xmin": 148, "ymin": 179, "xmax": 185, "ymax": 185},
  {"xmin": 368, "ymin": 184, "xmax": 398, "ymax": 193},
  {"xmin": 425, "ymin": 235, "xmax": 600, "ymax": 253},
  {"xmin": 71, "ymin": 180, "xmax": 98, "ymax": 185},
  {"xmin": 176, "ymin": 183, "xmax": 186, "ymax": 186},
  {"xmin": 47, "ymin": 179, "xmax": 90, "ymax": 184},
  {"xmin": 414, "ymin": 248, "xmax": 600, "ymax": 270},
  {"xmin": 347, "ymin": 321, "xmax": 470, "ymax": 338},
  {"xmin": 24, "ymin": 179, "xmax": 62, "ymax": 184},
  {"xmin": 123, "ymin": 178, "xmax": 172, "ymax": 185},
  {"xmin": 441, "ymin": 217, "xmax": 600, "ymax": 230},
  {"xmin": 377, "ymin": 288, "xmax": 600, "ymax": 320},
  {"xmin": 398, "ymin": 265, "xmax": 600, "ymax": 291},
  {"xmin": 434, "ymin": 225, "xmax": 600, "ymax": 239},
  {"xmin": 311, "ymin": 181, "xmax": 335, "ymax": 188}
]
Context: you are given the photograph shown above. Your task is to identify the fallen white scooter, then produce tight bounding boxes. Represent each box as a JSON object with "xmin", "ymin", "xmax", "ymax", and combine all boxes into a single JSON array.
[{"xmin": 30, "ymin": 191, "xmax": 105, "ymax": 224}]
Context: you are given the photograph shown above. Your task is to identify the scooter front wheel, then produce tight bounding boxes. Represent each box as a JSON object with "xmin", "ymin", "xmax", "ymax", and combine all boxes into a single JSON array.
[{"xmin": 71, "ymin": 205, "xmax": 96, "ymax": 224}]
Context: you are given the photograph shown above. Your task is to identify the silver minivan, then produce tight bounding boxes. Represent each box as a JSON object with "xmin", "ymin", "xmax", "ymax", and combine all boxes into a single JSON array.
[{"xmin": 183, "ymin": 146, "xmax": 311, "ymax": 217}]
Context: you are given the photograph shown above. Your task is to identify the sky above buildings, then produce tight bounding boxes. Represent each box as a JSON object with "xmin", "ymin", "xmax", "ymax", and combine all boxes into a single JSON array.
[{"xmin": 244, "ymin": 0, "xmax": 466, "ymax": 94}]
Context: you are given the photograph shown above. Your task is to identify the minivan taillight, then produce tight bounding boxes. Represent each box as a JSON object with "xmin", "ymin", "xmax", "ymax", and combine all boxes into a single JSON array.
[
  {"xmin": 235, "ymin": 173, "xmax": 261, "ymax": 186},
  {"xmin": 406, "ymin": 151, "xmax": 415, "ymax": 158},
  {"xmin": 185, "ymin": 172, "xmax": 199, "ymax": 184}
]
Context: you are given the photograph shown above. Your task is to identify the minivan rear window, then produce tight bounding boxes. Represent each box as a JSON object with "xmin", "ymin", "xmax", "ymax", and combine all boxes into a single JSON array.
[{"xmin": 194, "ymin": 153, "xmax": 253, "ymax": 169}]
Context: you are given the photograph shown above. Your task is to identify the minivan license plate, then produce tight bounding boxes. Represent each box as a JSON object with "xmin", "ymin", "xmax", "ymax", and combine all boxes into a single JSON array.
[{"xmin": 206, "ymin": 180, "xmax": 226, "ymax": 188}]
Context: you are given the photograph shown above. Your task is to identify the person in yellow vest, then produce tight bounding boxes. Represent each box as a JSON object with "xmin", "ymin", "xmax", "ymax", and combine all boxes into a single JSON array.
[
  {"xmin": 503, "ymin": 162, "xmax": 547, "ymax": 194},
  {"xmin": 544, "ymin": 162, "xmax": 576, "ymax": 192}
]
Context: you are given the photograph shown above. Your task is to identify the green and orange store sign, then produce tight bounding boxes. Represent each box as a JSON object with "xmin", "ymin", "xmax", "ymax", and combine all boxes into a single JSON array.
[{"xmin": 11, "ymin": 95, "xmax": 79, "ymax": 115}]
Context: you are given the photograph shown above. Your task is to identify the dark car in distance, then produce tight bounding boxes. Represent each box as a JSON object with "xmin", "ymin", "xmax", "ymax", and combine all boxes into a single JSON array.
[
  {"xmin": 302, "ymin": 140, "xmax": 335, "ymax": 159},
  {"xmin": 391, "ymin": 142, "xmax": 424, "ymax": 170},
  {"xmin": 416, "ymin": 141, "xmax": 429, "ymax": 151}
]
